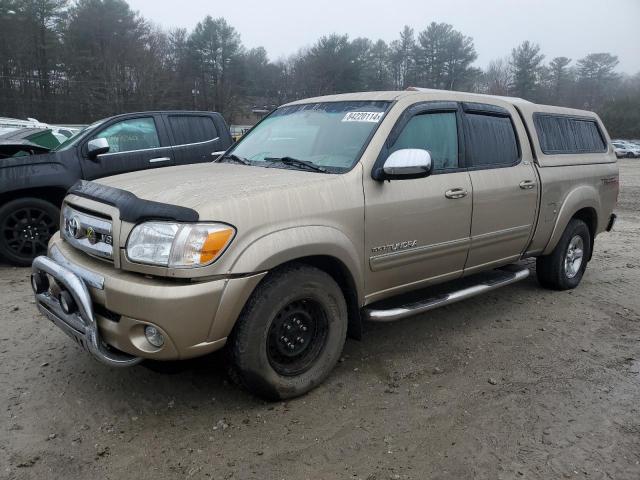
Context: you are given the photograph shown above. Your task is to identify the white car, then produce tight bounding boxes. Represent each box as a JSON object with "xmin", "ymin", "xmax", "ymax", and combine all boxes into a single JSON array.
[
  {"xmin": 612, "ymin": 141, "xmax": 639, "ymax": 158},
  {"xmin": 0, "ymin": 116, "xmax": 49, "ymax": 130},
  {"xmin": 628, "ymin": 141, "xmax": 640, "ymax": 154}
]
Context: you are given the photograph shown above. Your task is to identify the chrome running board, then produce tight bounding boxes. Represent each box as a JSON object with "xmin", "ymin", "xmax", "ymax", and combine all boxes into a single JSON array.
[{"xmin": 363, "ymin": 265, "xmax": 530, "ymax": 322}]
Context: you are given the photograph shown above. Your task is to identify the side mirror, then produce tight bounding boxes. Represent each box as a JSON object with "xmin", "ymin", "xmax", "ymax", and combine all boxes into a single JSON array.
[
  {"xmin": 378, "ymin": 148, "xmax": 433, "ymax": 180},
  {"xmin": 86, "ymin": 138, "xmax": 109, "ymax": 160}
]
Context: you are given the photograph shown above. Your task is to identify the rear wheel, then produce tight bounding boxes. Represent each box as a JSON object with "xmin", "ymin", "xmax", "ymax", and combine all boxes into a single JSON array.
[
  {"xmin": 536, "ymin": 218, "xmax": 591, "ymax": 290},
  {"xmin": 227, "ymin": 264, "xmax": 348, "ymax": 400},
  {"xmin": 0, "ymin": 197, "xmax": 59, "ymax": 266}
]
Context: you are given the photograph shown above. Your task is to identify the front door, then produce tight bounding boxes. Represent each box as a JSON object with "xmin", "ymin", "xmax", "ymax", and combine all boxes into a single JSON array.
[
  {"xmin": 364, "ymin": 104, "xmax": 473, "ymax": 302},
  {"xmin": 81, "ymin": 115, "xmax": 173, "ymax": 180},
  {"xmin": 462, "ymin": 104, "xmax": 538, "ymax": 273}
]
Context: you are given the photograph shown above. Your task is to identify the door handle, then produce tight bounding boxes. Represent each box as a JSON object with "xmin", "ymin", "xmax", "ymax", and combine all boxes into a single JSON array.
[
  {"xmin": 445, "ymin": 188, "xmax": 468, "ymax": 199},
  {"xmin": 149, "ymin": 157, "xmax": 171, "ymax": 164},
  {"xmin": 519, "ymin": 180, "xmax": 536, "ymax": 189}
]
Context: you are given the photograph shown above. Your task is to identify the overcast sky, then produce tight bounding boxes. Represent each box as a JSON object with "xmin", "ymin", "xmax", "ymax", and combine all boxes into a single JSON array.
[{"xmin": 127, "ymin": 0, "xmax": 640, "ymax": 73}]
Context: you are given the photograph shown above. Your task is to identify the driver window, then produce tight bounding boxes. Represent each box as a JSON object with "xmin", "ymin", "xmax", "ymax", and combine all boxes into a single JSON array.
[
  {"xmin": 91, "ymin": 117, "xmax": 160, "ymax": 154},
  {"xmin": 390, "ymin": 112, "xmax": 459, "ymax": 170}
]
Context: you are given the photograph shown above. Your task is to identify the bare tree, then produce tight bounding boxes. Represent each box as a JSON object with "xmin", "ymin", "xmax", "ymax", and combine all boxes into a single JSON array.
[
  {"xmin": 389, "ymin": 26, "xmax": 416, "ymax": 89},
  {"xmin": 484, "ymin": 58, "xmax": 512, "ymax": 95}
]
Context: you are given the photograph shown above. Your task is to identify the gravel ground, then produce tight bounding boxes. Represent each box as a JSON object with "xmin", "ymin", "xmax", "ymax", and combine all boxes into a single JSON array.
[{"xmin": 1, "ymin": 160, "xmax": 639, "ymax": 480}]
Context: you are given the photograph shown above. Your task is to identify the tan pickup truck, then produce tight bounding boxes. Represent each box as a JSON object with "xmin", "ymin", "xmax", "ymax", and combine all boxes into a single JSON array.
[{"xmin": 30, "ymin": 89, "xmax": 619, "ymax": 399}]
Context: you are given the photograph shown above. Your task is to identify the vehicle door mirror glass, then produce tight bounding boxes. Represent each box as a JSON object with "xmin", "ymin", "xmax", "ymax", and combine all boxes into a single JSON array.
[
  {"xmin": 86, "ymin": 138, "xmax": 109, "ymax": 159},
  {"xmin": 382, "ymin": 149, "xmax": 433, "ymax": 180}
]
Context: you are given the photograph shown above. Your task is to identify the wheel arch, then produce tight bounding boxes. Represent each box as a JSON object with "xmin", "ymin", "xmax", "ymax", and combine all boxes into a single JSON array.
[
  {"xmin": 572, "ymin": 207, "xmax": 597, "ymax": 242},
  {"xmin": 542, "ymin": 185, "xmax": 600, "ymax": 257},
  {"xmin": 0, "ymin": 186, "xmax": 68, "ymax": 209},
  {"xmin": 283, "ymin": 255, "xmax": 362, "ymax": 340},
  {"xmin": 228, "ymin": 226, "xmax": 365, "ymax": 339}
]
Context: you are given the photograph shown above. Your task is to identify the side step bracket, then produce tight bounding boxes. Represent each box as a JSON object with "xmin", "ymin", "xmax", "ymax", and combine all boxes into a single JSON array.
[{"xmin": 363, "ymin": 265, "xmax": 530, "ymax": 322}]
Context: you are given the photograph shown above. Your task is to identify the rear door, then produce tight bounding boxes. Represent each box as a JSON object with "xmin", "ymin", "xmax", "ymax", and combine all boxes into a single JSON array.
[
  {"xmin": 462, "ymin": 102, "xmax": 538, "ymax": 274},
  {"xmin": 164, "ymin": 113, "xmax": 227, "ymax": 165},
  {"xmin": 81, "ymin": 114, "xmax": 173, "ymax": 180}
]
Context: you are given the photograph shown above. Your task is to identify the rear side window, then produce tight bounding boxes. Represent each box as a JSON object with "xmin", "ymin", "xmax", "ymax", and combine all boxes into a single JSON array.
[
  {"xmin": 168, "ymin": 115, "xmax": 218, "ymax": 145},
  {"xmin": 534, "ymin": 114, "xmax": 606, "ymax": 154},
  {"xmin": 464, "ymin": 113, "xmax": 519, "ymax": 167},
  {"xmin": 390, "ymin": 112, "xmax": 459, "ymax": 170}
]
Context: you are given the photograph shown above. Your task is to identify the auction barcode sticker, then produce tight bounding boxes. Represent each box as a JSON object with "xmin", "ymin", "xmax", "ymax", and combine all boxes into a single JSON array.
[{"xmin": 342, "ymin": 111, "xmax": 384, "ymax": 123}]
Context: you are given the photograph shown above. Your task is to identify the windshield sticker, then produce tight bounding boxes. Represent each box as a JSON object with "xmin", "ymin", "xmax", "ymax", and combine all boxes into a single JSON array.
[{"xmin": 342, "ymin": 111, "xmax": 384, "ymax": 123}]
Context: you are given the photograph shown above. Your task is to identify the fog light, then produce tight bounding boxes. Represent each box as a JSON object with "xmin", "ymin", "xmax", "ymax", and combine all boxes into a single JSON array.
[
  {"xmin": 31, "ymin": 272, "xmax": 49, "ymax": 294},
  {"xmin": 59, "ymin": 290, "xmax": 76, "ymax": 314},
  {"xmin": 144, "ymin": 325, "xmax": 164, "ymax": 348}
]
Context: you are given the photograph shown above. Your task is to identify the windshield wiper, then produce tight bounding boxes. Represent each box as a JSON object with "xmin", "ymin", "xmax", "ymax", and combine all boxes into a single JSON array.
[
  {"xmin": 218, "ymin": 153, "xmax": 250, "ymax": 165},
  {"xmin": 265, "ymin": 156, "xmax": 327, "ymax": 173}
]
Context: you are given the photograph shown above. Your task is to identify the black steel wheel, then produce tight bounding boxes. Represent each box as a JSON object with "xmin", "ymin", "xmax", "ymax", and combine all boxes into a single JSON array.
[
  {"xmin": 227, "ymin": 263, "xmax": 348, "ymax": 400},
  {"xmin": 0, "ymin": 198, "xmax": 59, "ymax": 266},
  {"xmin": 267, "ymin": 299, "xmax": 329, "ymax": 376}
]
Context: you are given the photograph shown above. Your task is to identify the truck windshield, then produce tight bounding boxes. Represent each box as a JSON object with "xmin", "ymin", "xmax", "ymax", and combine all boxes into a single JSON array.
[{"xmin": 227, "ymin": 101, "xmax": 390, "ymax": 172}]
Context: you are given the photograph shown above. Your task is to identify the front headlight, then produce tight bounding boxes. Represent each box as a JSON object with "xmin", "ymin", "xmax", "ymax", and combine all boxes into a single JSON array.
[{"xmin": 126, "ymin": 222, "xmax": 235, "ymax": 268}]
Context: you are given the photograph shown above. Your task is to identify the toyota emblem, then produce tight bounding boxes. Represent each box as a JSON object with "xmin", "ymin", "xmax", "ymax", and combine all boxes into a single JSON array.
[{"xmin": 68, "ymin": 216, "xmax": 81, "ymax": 239}]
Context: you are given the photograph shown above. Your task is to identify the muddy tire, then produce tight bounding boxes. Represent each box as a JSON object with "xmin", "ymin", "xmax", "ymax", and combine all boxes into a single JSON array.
[
  {"xmin": 536, "ymin": 219, "xmax": 591, "ymax": 290},
  {"xmin": 0, "ymin": 197, "xmax": 59, "ymax": 266},
  {"xmin": 227, "ymin": 263, "xmax": 348, "ymax": 400}
]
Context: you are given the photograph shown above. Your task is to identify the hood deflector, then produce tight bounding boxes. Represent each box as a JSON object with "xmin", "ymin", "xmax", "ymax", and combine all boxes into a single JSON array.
[{"xmin": 68, "ymin": 180, "xmax": 199, "ymax": 223}]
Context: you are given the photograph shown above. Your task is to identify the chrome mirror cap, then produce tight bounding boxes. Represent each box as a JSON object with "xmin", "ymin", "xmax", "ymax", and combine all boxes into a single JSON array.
[{"xmin": 381, "ymin": 149, "xmax": 433, "ymax": 179}]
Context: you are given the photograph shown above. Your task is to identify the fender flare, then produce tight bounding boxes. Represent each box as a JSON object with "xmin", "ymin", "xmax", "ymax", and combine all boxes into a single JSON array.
[
  {"xmin": 542, "ymin": 185, "xmax": 601, "ymax": 256},
  {"xmin": 229, "ymin": 225, "xmax": 364, "ymax": 305}
]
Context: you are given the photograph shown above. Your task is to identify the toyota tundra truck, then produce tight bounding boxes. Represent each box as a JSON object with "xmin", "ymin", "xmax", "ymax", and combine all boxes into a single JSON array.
[{"xmin": 30, "ymin": 89, "xmax": 619, "ymax": 400}]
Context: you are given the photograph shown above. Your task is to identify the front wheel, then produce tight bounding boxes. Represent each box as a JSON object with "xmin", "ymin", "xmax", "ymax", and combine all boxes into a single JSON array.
[
  {"xmin": 0, "ymin": 197, "xmax": 59, "ymax": 266},
  {"xmin": 227, "ymin": 264, "xmax": 348, "ymax": 400},
  {"xmin": 536, "ymin": 218, "xmax": 591, "ymax": 290}
]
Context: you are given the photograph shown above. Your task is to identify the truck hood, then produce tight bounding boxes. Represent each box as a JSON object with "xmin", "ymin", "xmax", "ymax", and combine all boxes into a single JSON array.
[
  {"xmin": 96, "ymin": 162, "xmax": 338, "ymax": 218},
  {"xmin": 0, "ymin": 150, "xmax": 57, "ymax": 166}
]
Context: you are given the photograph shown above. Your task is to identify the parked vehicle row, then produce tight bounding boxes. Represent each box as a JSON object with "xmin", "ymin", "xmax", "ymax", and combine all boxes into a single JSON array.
[
  {"xmin": 0, "ymin": 111, "xmax": 232, "ymax": 265},
  {"xmin": 612, "ymin": 139, "xmax": 640, "ymax": 158},
  {"xmin": 0, "ymin": 117, "xmax": 83, "ymax": 143},
  {"xmin": 28, "ymin": 89, "xmax": 619, "ymax": 400}
]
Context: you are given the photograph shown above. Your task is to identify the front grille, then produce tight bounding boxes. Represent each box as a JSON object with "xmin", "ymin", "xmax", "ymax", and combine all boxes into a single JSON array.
[{"xmin": 61, "ymin": 204, "xmax": 114, "ymax": 261}]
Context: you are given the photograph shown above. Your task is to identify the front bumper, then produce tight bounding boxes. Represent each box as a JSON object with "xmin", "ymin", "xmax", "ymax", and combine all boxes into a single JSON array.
[
  {"xmin": 32, "ymin": 237, "xmax": 266, "ymax": 365},
  {"xmin": 32, "ymin": 255, "xmax": 142, "ymax": 367}
]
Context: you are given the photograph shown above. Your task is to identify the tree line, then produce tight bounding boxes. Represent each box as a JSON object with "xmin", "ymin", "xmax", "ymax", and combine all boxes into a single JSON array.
[{"xmin": 1, "ymin": 0, "xmax": 638, "ymax": 137}]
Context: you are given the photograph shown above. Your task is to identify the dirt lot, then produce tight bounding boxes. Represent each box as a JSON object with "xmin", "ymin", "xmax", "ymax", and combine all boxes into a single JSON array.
[{"xmin": 1, "ymin": 160, "xmax": 639, "ymax": 480}]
